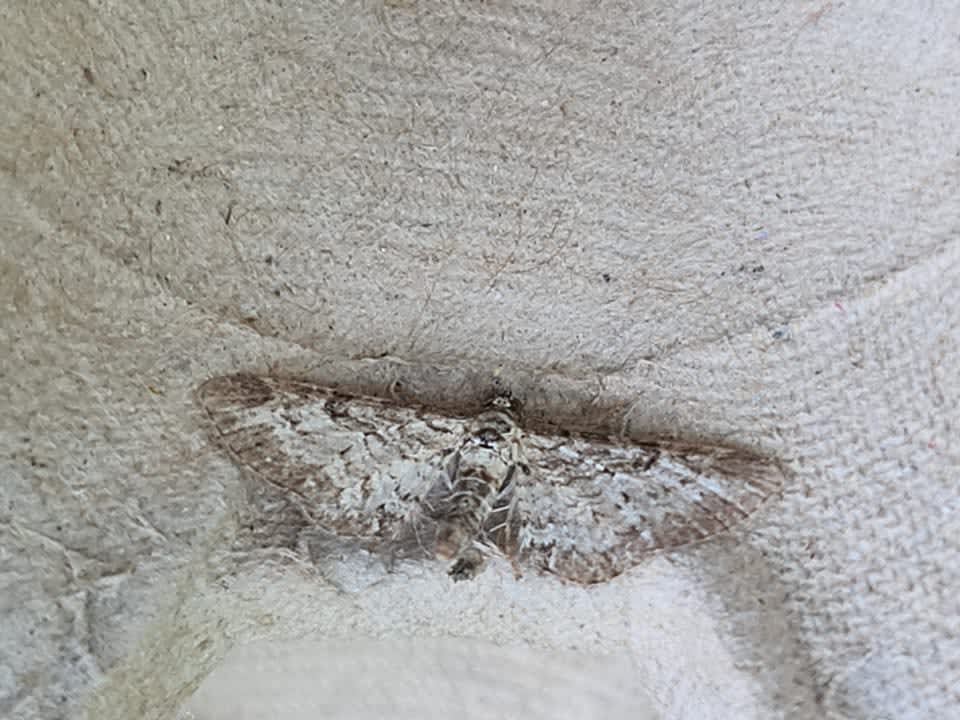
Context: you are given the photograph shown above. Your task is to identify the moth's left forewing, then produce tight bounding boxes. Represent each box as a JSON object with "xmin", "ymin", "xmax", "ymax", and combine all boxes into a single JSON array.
[
  {"xmin": 509, "ymin": 431, "xmax": 784, "ymax": 584},
  {"xmin": 197, "ymin": 374, "xmax": 467, "ymax": 542}
]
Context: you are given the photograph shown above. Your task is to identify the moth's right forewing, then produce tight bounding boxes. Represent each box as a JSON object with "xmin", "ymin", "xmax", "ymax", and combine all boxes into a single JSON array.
[
  {"xmin": 512, "ymin": 433, "xmax": 785, "ymax": 584},
  {"xmin": 197, "ymin": 374, "xmax": 466, "ymax": 540}
]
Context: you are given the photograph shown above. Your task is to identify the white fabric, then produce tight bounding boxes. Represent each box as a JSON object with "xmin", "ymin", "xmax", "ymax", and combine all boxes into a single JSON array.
[{"xmin": 1, "ymin": 2, "xmax": 956, "ymax": 719}]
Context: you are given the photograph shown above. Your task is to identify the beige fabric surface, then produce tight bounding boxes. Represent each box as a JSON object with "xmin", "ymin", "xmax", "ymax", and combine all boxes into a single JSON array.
[
  {"xmin": 1, "ymin": 2, "xmax": 957, "ymax": 719},
  {"xmin": 177, "ymin": 638, "xmax": 661, "ymax": 720}
]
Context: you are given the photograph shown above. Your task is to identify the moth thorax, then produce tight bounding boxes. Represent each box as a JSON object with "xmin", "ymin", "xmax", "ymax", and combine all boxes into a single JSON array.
[{"xmin": 472, "ymin": 409, "xmax": 517, "ymax": 438}]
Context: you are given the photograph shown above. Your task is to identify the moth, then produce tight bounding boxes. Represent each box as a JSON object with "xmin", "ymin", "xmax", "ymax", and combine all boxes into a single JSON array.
[{"xmin": 198, "ymin": 373, "xmax": 783, "ymax": 585}]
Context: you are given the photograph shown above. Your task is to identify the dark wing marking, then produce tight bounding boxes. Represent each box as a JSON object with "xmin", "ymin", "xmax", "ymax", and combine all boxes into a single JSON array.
[
  {"xmin": 505, "ymin": 432, "xmax": 784, "ymax": 584},
  {"xmin": 197, "ymin": 374, "xmax": 466, "ymax": 539}
]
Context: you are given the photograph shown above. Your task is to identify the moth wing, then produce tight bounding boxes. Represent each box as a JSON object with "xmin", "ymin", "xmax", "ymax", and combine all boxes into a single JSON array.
[
  {"xmin": 197, "ymin": 374, "xmax": 465, "ymax": 540},
  {"xmin": 502, "ymin": 432, "xmax": 784, "ymax": 584}
]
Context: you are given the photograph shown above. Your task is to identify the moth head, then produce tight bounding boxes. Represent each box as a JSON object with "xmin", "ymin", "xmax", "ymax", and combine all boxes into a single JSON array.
[{"xmin": 488, "ymin": 392, "xmax": 522, "ymax": 417}]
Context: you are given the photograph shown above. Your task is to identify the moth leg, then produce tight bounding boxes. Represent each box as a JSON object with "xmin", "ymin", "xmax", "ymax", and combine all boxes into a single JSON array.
[
  {"xmin": 448, "ymin": 547, "xmax": 485, "ymax": 582},
  {"xmin": 434, "ymin": 520, "xmax": 485, "ymax": 581},
  {"xmin": 508, "ymin": 553, "xmax": 524, "ymax": 581},
  {"xmin": 483, "ymin": 470, "xmax": 523, "ymax": 557}
]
